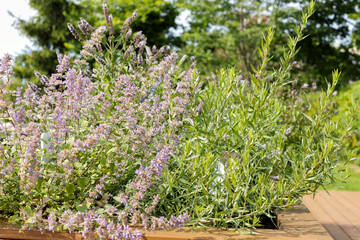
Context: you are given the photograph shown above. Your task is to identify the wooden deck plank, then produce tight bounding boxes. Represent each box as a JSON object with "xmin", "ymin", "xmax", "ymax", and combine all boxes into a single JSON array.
[
  {"xmin": 328, "ymin": 192, "xmax": 360, "ymax": 232},
  {"xmin": 334, "ymin": 191, "xmax": 360, "ymax": 213},
  {"xmin": 0, "ymin": 205, "xmax": 332, "ymax": 240},
  {"xmin": 343, "ymin": 191, "xmax": 360, "ymax": 204},
  {"xmin": 303, "ymin": 191, "xmax": 360, "ymax": 240},
  {"xmin": 302, "ymin": 194, "xmax": 351, "ymax": 240},
  {"xmin": 317, "ymin": 191, "xmax": 360, "ymax": 239}
]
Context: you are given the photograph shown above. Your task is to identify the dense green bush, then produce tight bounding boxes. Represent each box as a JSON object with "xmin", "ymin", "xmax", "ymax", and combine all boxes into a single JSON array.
[{"xmin": 156, "ymin": 1, "xmax": 353, "ymax": 228}]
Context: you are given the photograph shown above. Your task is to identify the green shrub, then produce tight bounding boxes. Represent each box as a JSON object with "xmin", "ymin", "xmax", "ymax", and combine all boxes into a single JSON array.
[{"xmin": 155, "ymin": 1, "xmax": 354, "ymax": 228}]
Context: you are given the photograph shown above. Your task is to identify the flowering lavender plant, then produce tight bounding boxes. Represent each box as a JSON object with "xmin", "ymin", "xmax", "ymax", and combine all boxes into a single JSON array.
[{"xmin": 0, "ymin": 3, "xmax": 194, "ymax": 239}]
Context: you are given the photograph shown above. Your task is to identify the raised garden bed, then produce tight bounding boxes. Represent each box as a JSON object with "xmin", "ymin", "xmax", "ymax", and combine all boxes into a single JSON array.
[
  {"xmin": 0, "ymin": 205, "xmax": 331, "ymax": 240},
  {"xmin": 0, "ymin": 1, "xmax": 350, "ymax": 240}
]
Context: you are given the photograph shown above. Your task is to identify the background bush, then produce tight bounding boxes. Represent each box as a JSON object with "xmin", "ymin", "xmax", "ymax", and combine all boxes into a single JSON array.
[{"xmin": 333, "ymin": 81, "xmax": 360, "ymax": 165}]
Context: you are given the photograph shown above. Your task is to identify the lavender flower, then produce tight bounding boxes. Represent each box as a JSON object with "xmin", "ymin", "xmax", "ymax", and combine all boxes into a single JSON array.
[
  {"xmin": 136, "ymin": 40, "xmax": 146, "ymax": 55},
  {"xmin": 103, "ymin": 1, "xmax": 114, "ymax": 37},
  {"xmin": 80, "ymin": 18, "xmax": 95, "ymax": 32},
  {"xmin": 81, "ymin": 26, "xmax": 107, "ymax": 58},
  {"xmin": 56, "ymin": 52, "xmax": 63, "ymax": 64},
  {"xmin": 78, "ymin": 21, "xmax": 87, "ymax": 36},
  {"xmin": 121, "ymin": 9, "xmax": 138, "ymax": 33},
  {"xmin": 301, "ymin": 83, "xmax": 309, "ymax": 88},
  {"xmin": 102, "ymin": 1, "xmax": 109, "ymax": 25},
  {"xmin": 108, "ymin": 14, "xmax": 114, "ymax": 37},
  {"xmin": 27, "ymin": 81, "xmax": 41, "ymax": 95},
  {"xmin": 125, "ymin": 29, "xmax": 132, "ymax": 39},
  {"xmin": 34, "ymin": 71, "xmax": 49, "ymax": 86},
  {"xmin": 0, "ymin": 53, "xmax": 12, "ymax": 75},
  {"xmin": 95, "ymin": 56, "xmax": 106, "ymax": 65},
  {"xmin": 67, "ymin": 23, "xmax": 81, "ymax": 41},
  {"xmin": 124, "ymin": 46, "xmax": 134, "ymax": 59},
  {"xmin": 312, "ymin": 82, "xmax": 317, "ymax": 90}
]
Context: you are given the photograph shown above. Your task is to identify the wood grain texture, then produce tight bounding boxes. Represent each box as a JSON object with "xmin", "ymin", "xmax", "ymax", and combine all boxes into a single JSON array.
[
  {"xmin": 0, "ymin": 204, "xmax": 331, "ymax": 240},
  {"xmin": 140, "ymin": 205, "xmax": 331, "ymax": 240},
  {"xmin": 303, "ymin": 191, "xmax": 360, "ymax": 240}
]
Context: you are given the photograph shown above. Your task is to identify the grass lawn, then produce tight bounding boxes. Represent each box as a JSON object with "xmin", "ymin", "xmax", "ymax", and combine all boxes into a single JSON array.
[{"xmin": 323, "ymin": 164, "xmax": 360, "ymax": 191}]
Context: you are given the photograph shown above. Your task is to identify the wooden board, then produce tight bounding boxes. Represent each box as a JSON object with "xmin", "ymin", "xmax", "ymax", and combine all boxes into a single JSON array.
[
  {"xmin": 0, "ymin": 204, "xmax": 331, "ymax": 240},
  {"xmin": 139, "ymin": 205, "xmax": 331, "ymax": 240},
  {"xmin": 303, "ymin": 191, "xmax": 360, "ymax": 240}
]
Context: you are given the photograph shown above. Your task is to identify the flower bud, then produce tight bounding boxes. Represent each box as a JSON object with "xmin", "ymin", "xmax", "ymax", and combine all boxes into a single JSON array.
[
  {"xmin": 108, "ymin": 14, "xmax": 114, "ymax": 37},
  {"xmin": 67, "ymin": 23, "xmax": 81, "ymax": 41},
  {"xmin": 125, "ymin": 29, "xmax": 132, "ymax": 39},
  {"xmin": 95, "ymin": 56, "xmax": 106, "ymax": 66},
  {"xmin": 121, "ymin": 9, "xmax": 138, "ymax": 33},
  {"xmin": 80, "ymin": 18, "xmax": 94, "ymax": 32}
]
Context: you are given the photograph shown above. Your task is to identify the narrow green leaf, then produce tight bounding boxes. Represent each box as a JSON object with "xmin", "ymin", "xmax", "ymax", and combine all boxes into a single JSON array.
[
  {"xmin": 77, "ymin": 177, "xmax": 86, "ymax": 189},
  {"xmin": 66, "ymin": 183, "xmax": 75, "ymax": 195}
]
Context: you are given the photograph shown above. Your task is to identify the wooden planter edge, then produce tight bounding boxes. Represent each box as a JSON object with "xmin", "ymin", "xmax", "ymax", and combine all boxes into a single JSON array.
[{"xmin": 0, "ymin": 204, "xmax": 331, "ymax": 240}]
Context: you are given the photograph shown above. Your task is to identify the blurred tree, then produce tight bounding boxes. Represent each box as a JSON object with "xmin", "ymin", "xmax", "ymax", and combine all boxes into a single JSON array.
[
  {"xmin": 349, "ymin": 5, "xmax": 360, "ymax": 56},
  {"xmin": 11, "ymin": 0, "xmax": 180, "ymax": 86},
  {"xmin": 12, "ymin": 0, "xmax": 360, "ymax": 86},
  {"xmin": 98, "ymin": 0, "xmax": 180, "ymax": 48},
  {"xmin": 271, "ymin": 0, "xmax": 360, "ymax": 86},
  {"xmin": 177, "ymin": 0, "xmax": 360, "ymax": 85},
  {"xmin": 177, "ymin": 0, "xmax": 272, "ymax": 77},
  {"xmin": 10, "ymin": 0, "xmax": 83, "ymax": 85}
]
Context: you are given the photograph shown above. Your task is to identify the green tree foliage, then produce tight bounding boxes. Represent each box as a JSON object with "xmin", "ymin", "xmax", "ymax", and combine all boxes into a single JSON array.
[
  {"xmin": 84, "ymin": 0, "xmax": 180, "ymax": 48},
  {"xmin": 177, "ymin": 0, "xmax": 360, "ymax": 86},
  {"xmin": 11, "ymin": 0, "xmax": 360, "ymax": 87},
  {"xmin": 11, "ymin": 0, "xmax": 179, "ymax": 86},
  {"xmin": 273, "ymin": 0, "xmax": 360, "ymax": 86},
  {"xmin": 352, "ymin": 10, "xmax": 360, "ymax": 49},
  {"xmin": 177, "ymin": 0, "xmax": 272, "ymax": 76},
  {"xmin": 11, "ymin": 0, "xmax": 84, "ymax": 85}
]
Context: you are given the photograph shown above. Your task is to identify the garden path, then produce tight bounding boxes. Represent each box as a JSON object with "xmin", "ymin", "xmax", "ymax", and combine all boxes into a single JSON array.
[{"xmin": 302, "ymin": 191, "xmax": 360, "ymax": 240}]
